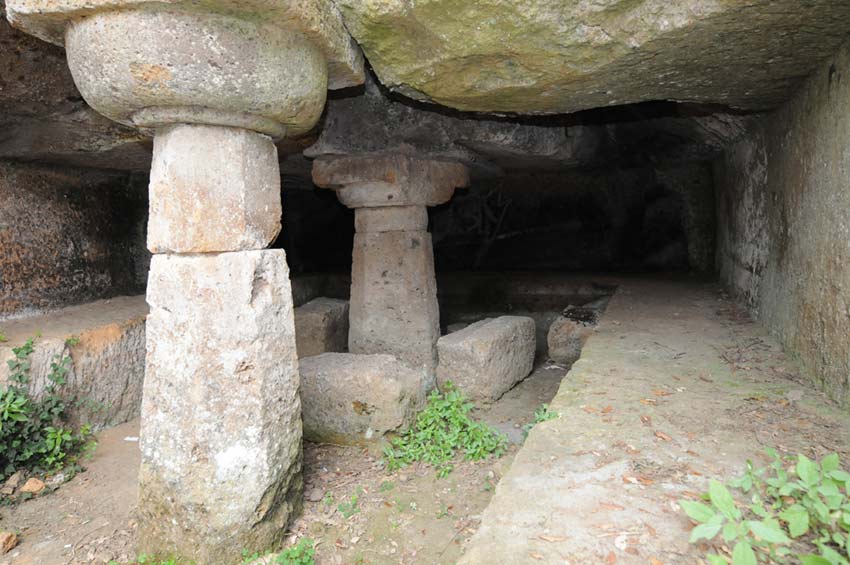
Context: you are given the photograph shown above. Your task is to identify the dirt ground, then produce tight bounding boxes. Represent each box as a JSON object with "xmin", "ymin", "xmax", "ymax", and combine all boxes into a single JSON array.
[{"xmin": 0, "ymin": 364, "xmax": 567, "ymax": 565}]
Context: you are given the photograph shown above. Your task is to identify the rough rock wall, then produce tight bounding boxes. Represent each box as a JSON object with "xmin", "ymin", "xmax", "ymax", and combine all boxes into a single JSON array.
[
  {"xmin": 432, "ymin": 162, "xmax": 715, "ymax": 273},
  {"xmin": 0, "ymin": 161, "xmax": 149, "ymax": 320},
  {"xmin": 716, "ymin": 42, "xmax": 850, "ymax": 407}
]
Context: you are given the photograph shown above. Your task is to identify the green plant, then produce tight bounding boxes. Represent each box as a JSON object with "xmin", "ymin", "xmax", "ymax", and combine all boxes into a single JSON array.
[
  {"xmin": 379, "ymin": 480, "xmax": 394, "ymax": 492},
  {"xmin": 0, "ymin": 331, "xmax": 7, "ymax": 343},
  {"xmin": 338, "ymin": 489, "xmax": 361, "ymax": 519},
  {"xmin": 383, "ymin": 382, "xmax": 507, "ymax": 478},
  {"xmin": 522, "ymin": 403, "xmax": 559, "ymax": 437},
  {"xmin": 681, "ymin": 449, "xmax": 850, "ymax": 564},
  {"xmin": 0, "ymin": 337, "xmax": 95, "ymax": 482},
  {"xmin": 273, "ymin": 537, "xmax": 315, "ymax": 565}
]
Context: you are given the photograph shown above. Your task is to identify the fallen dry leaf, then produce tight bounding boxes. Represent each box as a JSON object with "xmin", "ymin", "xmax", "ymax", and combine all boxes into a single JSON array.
[
  {"xmin": 583, "ymin": 406, "xmax": 598, "ymax": 414},
  {"xmin": 653, "ymin": 389, "xmax": 673, "ymax": 397},
  {"xmin": 537, "ymin": 534, "xmax": 567, "ymax": 542},
  {"xmin": 650, "ymin": 558, "xmax": 664, "ymax": 565},
  {"xmin": 0, "ymin": 532, "xmax": 17, "ymax": 554},
  {"xmin": 606, "ymin": 551, "xmax": 617, "ymax": 563},
  {"xmin": 602, "ymin": 406, "xmax": 614, "ymax": 414},
  {"xmin": 599, "ymin": 503, "xmax": 625, "ymax": 511},
  {"xmin": 654, "ymin": 431, "xmax": 673, "ymax": 442},
  {"xmin": 639, "ymin": 398, "xmax": 658, "ymax": 405},
  {"xmin": 529, "ymin": 551, "xmax": 545, "ymax": 560},
  {"xmin": 640, "ymin": 415, "xmax": 652, "ymax": 426}
]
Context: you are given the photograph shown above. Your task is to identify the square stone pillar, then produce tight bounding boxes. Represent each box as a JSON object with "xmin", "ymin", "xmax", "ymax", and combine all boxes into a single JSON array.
[
  {"xmin": 138, "ymin": 124, "xmax": 304, "ymax": 560},
  {"xmin": 141, "ymin": 251, "xmax": 301, "ymax": 561},
  {"xmin": 313, "ymin": 155, "xmax": 469, "ymax": 381},
  {"xmin": 350, "ymin": 206, "xmax": 440, "ymax": 379}
]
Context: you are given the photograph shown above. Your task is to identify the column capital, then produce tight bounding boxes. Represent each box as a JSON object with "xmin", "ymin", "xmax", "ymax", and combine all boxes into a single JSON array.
[
  {"xmin": 6, "ymin": 0, "xmax": 364, "ymax": 137},
  {"xmin": 312, "ymin": 154, "xmax": 470, "ymax": 208}
]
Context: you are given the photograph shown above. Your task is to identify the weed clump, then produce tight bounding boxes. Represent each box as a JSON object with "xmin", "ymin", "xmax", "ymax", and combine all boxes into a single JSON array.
[
  {"xmin": 0, "ymin": 336, "xmax": 94, "ymax": 486},
  {"xmin": 383, "ymin": 382, "xmax": 507, "ymax": 478},
  {"xmin": 682, "ymin": 448, "xmax": 850, "ymax": 564}
]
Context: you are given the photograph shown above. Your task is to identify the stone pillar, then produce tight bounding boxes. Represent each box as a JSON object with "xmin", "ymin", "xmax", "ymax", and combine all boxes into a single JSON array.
[
  {"xmin": 313, "ymin": 155, "xmax": 469, "ymax": 383},
  {"xmin": 5, "ymin": 1, "xmax": 363, "ymax": 562}
]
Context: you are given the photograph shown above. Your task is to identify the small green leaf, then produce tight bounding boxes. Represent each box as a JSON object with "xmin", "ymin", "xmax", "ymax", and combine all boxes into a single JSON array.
[
  {"xmin": 710, "ymin": 480, "xmax": 741, "ymax": 521},
  {"xmin": 680, "ymin": 500, "xmax": 716, "ymax": 524},
  {"xmin": 690, "ymin": 522, "xmax": 723, "ymax": 543},
  {"xmin": 707, "ymin": 555, "xmax": 728, "ymax": 565},
  {"xmin": 797, "ymin": 455, "xmax": 820, "ymax": 486},
  {"xmin": 779, "ymin": 505, "xmax": 810, "ymax": 538},
  {"xmin": 821, "ymin": 454, "xmax": 841, "ymax": 473},
  {"xmin": 731, "ymin": 541, "xmax": 757, "ymax": 565},
  {"xmin": 748, "ymin": 520, "xmax": 791, "ymax": 544},
  {"xmin": 722, "ymin": 522, "xmax": 738, "ymax": 541},
  {"xmin": 800, "ymin": 556, "xmax": 832, "ymax": 565}
]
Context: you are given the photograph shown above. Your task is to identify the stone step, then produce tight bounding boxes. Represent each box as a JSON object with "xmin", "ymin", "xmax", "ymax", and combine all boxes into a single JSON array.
[{"xmin": 0, "ymin": 295, "xmax": 148, "ymax": 429}]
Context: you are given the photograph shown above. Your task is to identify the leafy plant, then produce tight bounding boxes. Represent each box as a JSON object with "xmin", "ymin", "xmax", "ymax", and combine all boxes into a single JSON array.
[
  {"xmin": 383, "ymin": 382, "xmax": 507, "ymax": 478},
  {"xmin": 0, "ymin": 337, "xmax": 95, "ymax": 483},
  {"xmin": 681, "ymin": 449, "xmax": 850, "ymax": 564},
  {"xmin": 274, "ymin": 537, "xmax": 315, "ymax": 565},
  {"xmin": 522, "ymin": 403, "xmax": 559, "ymax": 437},
  {"xmin": 338, "ymin": 489, "xmax": 361, "ymax": 519},
  {"xmin": 241, "ymin": 538, "xmax": 316, "ymax": 565}
]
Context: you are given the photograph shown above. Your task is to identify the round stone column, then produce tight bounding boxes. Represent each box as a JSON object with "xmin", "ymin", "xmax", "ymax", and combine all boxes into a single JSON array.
[
  {"xmin": 5, "ymin": 1, "xmax": 363, "ymax": 561},
  {"xmin": 313, "ymin": 154, "xmax": 469, "ymax": 384}
]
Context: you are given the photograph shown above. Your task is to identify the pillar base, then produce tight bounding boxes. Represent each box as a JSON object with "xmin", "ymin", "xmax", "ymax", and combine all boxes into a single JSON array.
[{"xmin": 139, "ymin": 250, "xmax": 302, "ymax": 562}]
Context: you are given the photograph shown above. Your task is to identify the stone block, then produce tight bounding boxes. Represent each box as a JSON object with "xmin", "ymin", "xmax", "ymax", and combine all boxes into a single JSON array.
[
  {"xmin": 350, "ymin": 230, "xmax": 440, "ymax": 375},
  {"xmin": 294, "ymin": 297, "xmax": 349, "ymax": 358},
  {"xmin": 0, "ymin": 296, "xmax": 148, "ymax": 429},
  {"xmin": 437, "ymin": 316, "xmax": 536, "ymax": 403},
  {"xmin": 354, "ymin": 206, "xmax": 428, "ymax": 233},
  {"xmin": 139, "ymin": 250, "xmax": 301, "ymax": 562},
  {"xmin": 300, "ymin": 353, "xmax": 424, "ymax": 445},
  {"xmin": 147, "ymin": 124, "xmax": 281, "ymax": 253},
  {"xmin": 547, "ymin": 314, "xmax": 595, "ymax": 366}
]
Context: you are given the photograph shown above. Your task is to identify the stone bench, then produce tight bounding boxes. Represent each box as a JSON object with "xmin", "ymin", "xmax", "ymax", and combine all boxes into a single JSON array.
[
  {"xmin": 294, "ymin": 297, "xmax": 349, "ymax": 358},
  {"xmin": 0, "ymin": 295, "xmax": 148, "ymax": 429},
  {"xmin": 299, "ymin": 353, "xmax": 424, "ymax": 445},
  {"xmin": 437, "ymin": 316, "xmax": 536, "ymax": 403}
]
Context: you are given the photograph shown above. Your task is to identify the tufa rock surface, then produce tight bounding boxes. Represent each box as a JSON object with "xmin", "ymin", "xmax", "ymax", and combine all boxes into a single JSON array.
[
  {"xmin": 300, "ymin": 353, "xmax": 424, "ymax": 445},
  {"xmin": 334, "ymin": 0, "xmax": 850, "ymax": 114},
  {"xmin": 140, "ymin": 250, "xmax": 302, "ymax": 562},
  {"xmin": 437, "ymin": 316, "xmax": 536, "ymax": 403},
  {"xmin": 294, "ymin": 297, "xmax": 349, "ymax": 358},
  {"xmin": 147, "ymin": 124, "xmax": 281, "ymax": 254}
]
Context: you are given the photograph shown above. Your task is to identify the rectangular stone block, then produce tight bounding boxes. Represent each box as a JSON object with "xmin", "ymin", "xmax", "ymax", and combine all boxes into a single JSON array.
[
  {"xmin": 350, "ymin": 230, "xmax": 440, "ymax": 376},
  {"xmin": 139, "ymin": 250, "xmax": 301, "ymax": 562},
  {"xmin": 294, "ymin": 297, "xmax": 349, "ymax": 358},
  {"xmin": 300, "ymin": 353, "xmax": 424, "ymax": 445},
  {"xmin": 437, "ymin": 316, "xmax": 536, "ymax": 403},
  {"xmin": 0, "ymin": 296, "xmax": 147, "ymax": 429},
  {"xmin": 147, "ymin": 124, "xmax": 281, "ymax": 254}
]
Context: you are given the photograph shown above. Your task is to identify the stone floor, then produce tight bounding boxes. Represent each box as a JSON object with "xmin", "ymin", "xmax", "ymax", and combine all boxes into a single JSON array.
[
  {"xmin": 3, "ymin": 277, "xmax": 850, "ymax": 564},
  {"xmin": 462, "ymin": 277, "xmax": 850, "ymax": 564}
]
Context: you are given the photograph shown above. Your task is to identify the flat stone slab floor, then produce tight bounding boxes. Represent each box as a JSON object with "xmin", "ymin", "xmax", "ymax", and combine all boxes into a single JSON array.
[{"xmin": 462, "ymin": 278, "xmax": 850, "ymax": 564}]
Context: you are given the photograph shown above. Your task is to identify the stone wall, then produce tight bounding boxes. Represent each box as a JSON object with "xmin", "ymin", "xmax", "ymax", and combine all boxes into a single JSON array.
[
  {"xmin": 715, "ymin": 41, "xmax": 850, "ymax": 407},
  {"xmin": 0, "ymin": 161, "xmax": 149, "ymax": 320}
]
